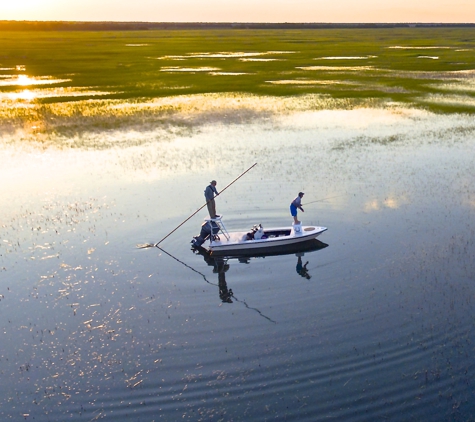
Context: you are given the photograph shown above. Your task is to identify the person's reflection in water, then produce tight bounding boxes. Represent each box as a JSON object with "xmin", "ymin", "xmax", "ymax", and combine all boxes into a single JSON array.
[
  {"xmin": 296, "ymin": 254, "xmax": 311, "ymax": 279},
  {"xmin": 214, "ymin": 258, "xmax": 233, "ymax": 303},
  {"xmin": 193, "ymin": 246, "xmax": 234, "ymax": 303}
]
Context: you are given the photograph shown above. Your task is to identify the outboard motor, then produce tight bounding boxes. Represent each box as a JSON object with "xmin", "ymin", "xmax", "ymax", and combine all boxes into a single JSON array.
[{"xmin": 191, "ymin": 220, "xmax": 220, "ymax": 247}]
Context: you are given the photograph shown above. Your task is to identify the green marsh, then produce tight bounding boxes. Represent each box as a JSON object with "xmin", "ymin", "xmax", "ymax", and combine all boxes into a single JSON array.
[{"xmin": 1, "ymin": 28, "xmax": 475, "ymax": 143}]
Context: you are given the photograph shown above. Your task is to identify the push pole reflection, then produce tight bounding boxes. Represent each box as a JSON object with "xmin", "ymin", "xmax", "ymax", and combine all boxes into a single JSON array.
[{"xmin": 192, "ymin": 238, "xmax": 328, "ymax": 303}]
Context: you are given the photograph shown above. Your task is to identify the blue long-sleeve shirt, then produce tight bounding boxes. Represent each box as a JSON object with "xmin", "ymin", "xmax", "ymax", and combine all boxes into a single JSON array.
[{"xmin": 205, "ymin": 185, "xmax": 218, "ymax": 201}]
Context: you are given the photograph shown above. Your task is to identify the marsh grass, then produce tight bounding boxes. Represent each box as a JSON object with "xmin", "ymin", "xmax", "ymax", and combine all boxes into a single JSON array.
[{"xmin": 1, "ymin": 28, "xmax": 475, "ymax": 142}]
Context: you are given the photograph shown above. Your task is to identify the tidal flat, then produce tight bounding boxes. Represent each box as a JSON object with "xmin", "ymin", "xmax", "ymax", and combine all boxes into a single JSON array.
[{"xmin": 1, "ymin": 28, "xmax": 475, "ymax": 421}]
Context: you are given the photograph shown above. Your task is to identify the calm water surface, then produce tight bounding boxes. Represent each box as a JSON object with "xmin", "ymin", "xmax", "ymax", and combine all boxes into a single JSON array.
[{"xmin": 1, "ymin": 107, "xmax": 475, "ymax": 421}]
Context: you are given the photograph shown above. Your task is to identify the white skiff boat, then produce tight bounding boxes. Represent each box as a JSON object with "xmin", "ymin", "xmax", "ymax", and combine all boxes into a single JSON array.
[{"xmin": 191, "ymin": 216, "xmax": 327, "ymax": 256}]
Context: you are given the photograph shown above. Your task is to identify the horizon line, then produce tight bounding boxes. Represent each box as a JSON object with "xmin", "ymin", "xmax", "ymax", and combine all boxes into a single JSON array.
[{"xmin": 2, "ymin": 20, "xmax": 475, "ymax": 24}]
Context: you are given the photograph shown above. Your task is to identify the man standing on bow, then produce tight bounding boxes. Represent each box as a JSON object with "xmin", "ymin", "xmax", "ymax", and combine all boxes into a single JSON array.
[
  {"xmin": 290, "ymin": 192, "xmax": 304, "ymax": 224},
  {"xmin": 205, "ymin": 180, "xmax": 219, "ymax": 219}
]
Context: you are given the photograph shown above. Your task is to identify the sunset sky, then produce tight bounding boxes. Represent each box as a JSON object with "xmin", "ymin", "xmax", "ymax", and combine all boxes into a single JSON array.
[{"xmin": 2, "ymin": 0, "xmax": 475, "ymax": 23}]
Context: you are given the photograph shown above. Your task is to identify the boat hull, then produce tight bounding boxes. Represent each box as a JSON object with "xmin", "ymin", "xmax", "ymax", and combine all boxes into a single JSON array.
[{"xmin": 209, "ymin": 226, "xmax": 327, "ymax": 256}]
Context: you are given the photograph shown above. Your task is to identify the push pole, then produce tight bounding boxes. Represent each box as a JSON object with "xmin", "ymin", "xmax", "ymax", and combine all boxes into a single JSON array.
[{"xmin": 154, "ymin": 163, "xmax": 258, "ymax": 247}]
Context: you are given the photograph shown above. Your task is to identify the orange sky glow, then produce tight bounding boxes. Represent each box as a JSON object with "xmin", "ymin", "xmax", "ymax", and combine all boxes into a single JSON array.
[{"xmin": 2, "ymin": 0, "xmax": 475, "ymax": 23}]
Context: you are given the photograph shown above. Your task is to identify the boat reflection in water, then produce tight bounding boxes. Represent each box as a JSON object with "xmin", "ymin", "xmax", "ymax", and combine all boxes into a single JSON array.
[{"xmin": 192, "ymin": 238, "xmax": 328, "ymax": 303}]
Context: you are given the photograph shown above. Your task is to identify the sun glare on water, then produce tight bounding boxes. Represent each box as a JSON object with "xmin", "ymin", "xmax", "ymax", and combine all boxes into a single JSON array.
[
  {"xmin": 8, "ymin": 89, "xmax": 36, "ymax": 101},
  {"xmin": 0, "ymin": 74, "xmax": 71, "ymax": 87},
  {"xmin": 17, "ymin": 75, "xmax": 33, "ymax": 86}
]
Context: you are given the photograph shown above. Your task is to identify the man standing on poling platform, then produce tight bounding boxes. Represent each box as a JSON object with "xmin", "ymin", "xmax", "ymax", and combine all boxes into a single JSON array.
[{"xmin": 205, "ymin": 180, "xmax": 219, "ymax": 218}]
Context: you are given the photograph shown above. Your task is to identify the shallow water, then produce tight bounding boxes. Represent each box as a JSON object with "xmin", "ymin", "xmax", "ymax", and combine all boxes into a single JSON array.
[{"xmin": 1, "ymin": 105, "xmax": 475, "ymax": 421}]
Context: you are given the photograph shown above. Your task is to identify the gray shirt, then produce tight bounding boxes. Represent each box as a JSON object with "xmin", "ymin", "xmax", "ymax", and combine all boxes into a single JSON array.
[{"xmin": 292, "ymin": 196, "xmax": 302, "ymax": 208}]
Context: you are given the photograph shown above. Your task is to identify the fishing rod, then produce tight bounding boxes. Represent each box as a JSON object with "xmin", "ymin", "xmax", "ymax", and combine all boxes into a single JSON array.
[
  {"xmin": 303, "ymin": 194, "xmax": 344, "ymax": 206},
  {"xmin": 153, "ymin": 163, "xmax": 258, "ymax": 247}
]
